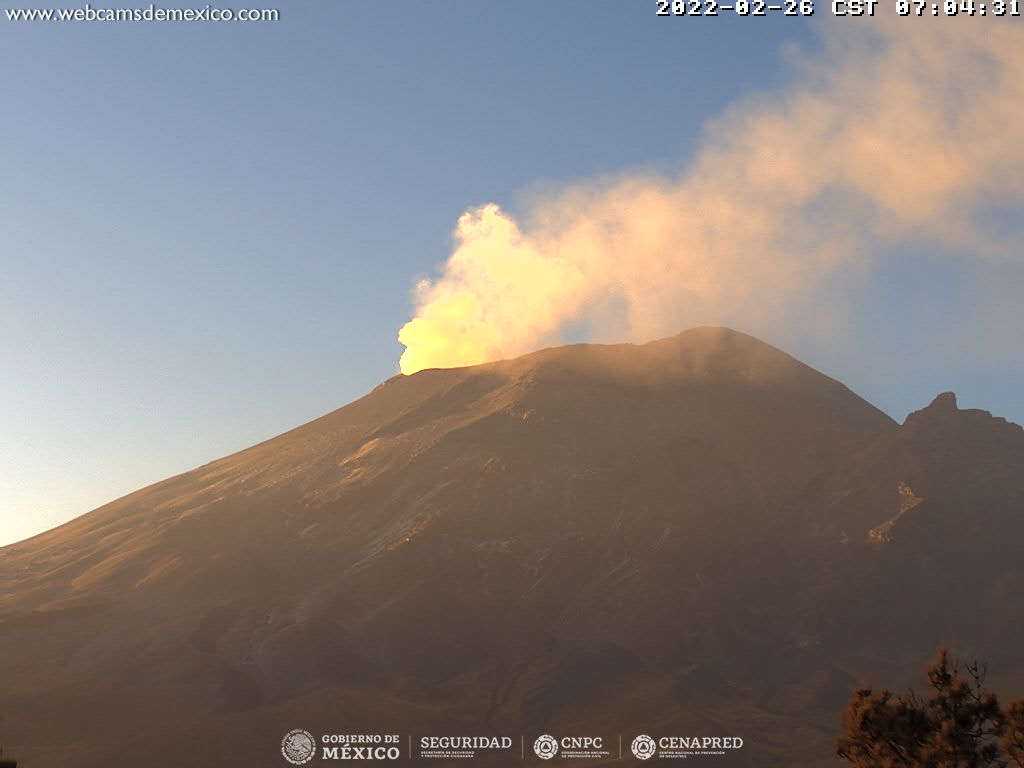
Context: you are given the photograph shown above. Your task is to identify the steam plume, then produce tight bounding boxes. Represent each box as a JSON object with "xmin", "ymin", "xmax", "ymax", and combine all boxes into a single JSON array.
[{"xmin": 398, "ymin": 19, "xmax": 1024, "ymax": 375}]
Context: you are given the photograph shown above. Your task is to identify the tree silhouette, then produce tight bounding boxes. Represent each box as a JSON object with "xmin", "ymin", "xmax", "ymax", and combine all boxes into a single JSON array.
[
  {"xmin": 837, "ymin": 648, "xmax": 1024, "ymax": 767},
  {"xmin": 1002, "ymin": 700, "xmax": 1024, "ymax": 767}
]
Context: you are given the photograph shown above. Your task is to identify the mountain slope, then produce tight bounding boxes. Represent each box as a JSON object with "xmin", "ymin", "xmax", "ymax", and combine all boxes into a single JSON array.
[{"xmin": 1, "ymin": 327, "xmax": 1021, "ymax": 768}]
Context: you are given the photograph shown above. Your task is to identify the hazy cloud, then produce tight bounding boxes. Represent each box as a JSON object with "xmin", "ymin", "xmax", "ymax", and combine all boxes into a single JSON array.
[{"xmin": 399, "ymin": 18, "xmax": 1024, "ymax": 375}]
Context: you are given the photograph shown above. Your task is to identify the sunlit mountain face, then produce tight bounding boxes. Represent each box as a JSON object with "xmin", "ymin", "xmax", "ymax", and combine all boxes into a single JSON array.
[{"xmin": 2, "ymin": 327, "xmax": 1022, "ymax": 768}]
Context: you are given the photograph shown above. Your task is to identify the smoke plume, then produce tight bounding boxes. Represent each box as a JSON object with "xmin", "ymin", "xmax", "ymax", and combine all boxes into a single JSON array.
[{"xmin": 398, "ymin": 19, "xmax": 1024, "ymax": 375}]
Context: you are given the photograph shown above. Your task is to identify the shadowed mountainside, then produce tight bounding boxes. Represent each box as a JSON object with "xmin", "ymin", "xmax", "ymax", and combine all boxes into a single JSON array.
[{"xmin": 1, "ymin": 327, "xmax": 1022, "ymax": 767}]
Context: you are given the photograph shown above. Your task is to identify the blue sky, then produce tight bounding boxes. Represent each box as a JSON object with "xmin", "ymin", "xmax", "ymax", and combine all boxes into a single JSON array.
[{"xmin": 1, "ymin": 3, "xmax": 1020, "ymax": 545}]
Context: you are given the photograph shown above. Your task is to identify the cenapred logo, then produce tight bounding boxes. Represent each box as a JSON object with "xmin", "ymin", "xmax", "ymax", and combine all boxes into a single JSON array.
[
  {"xmin": 630, "ymin": 734, "xmax": 744, "ymax": 760},
  {"xmin": 282, "ymin": 729, "xmax": 317, "ymax": 765},
  {"xmin": 534, "ymin": 734, "xmax": 559, "ymax": 760},
  {"xmin": 631, "ymin": 734, "xmax": 657, "ymax": 761}
]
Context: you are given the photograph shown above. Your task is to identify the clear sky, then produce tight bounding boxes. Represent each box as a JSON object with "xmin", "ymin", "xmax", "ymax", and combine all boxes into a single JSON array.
[{"xmin": 1, "ymin": 3, "xmax": 1021, "ymax": 546}]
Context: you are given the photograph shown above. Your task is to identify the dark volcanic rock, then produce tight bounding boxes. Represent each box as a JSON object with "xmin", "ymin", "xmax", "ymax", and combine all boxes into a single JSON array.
[{"xmin": 1, "ymin": 327, "xmax": 1022, "ymax": 768}]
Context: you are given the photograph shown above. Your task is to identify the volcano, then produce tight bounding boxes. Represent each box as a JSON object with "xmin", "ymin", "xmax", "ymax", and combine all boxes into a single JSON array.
[{"xmin": 2, "ymin": 327, "xmax": 1022, "ymax": 767}]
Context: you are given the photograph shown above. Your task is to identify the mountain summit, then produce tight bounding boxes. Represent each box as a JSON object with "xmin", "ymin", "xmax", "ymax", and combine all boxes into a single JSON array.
[{"xmin": 1, "ymin": 328, "xmax": 1021, "ymax": 767}]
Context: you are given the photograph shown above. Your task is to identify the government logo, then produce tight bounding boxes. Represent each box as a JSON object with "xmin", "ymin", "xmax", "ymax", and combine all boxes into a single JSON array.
[{"xmin": 282, "ymin": 729, "xmax": 316, "ymax": 765}]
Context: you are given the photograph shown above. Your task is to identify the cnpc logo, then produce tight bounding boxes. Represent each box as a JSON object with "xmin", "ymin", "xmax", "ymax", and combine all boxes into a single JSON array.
[
  {"xmin": 534, "ymin": 735, "xmax": 605, "ymax": 759},
  {"xmin": 534, "ymin": 735, "xmax": 559, "ymax": 759}
]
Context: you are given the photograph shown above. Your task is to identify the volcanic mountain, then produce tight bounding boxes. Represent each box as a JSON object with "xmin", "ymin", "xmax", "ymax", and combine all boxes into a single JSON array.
[{"xmin": 1, "ymin": 327, "xmax": 1022, "ymax": 767}]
